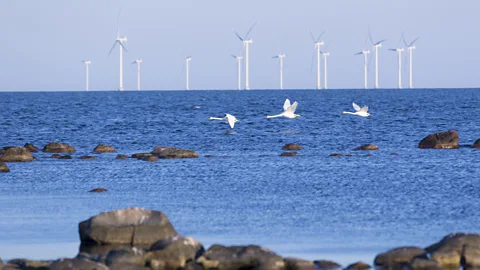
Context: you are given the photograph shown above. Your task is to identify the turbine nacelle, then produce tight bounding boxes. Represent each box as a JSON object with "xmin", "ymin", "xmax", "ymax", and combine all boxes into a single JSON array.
[
  {"xmin": 315, "ymin": 42, "xmax": 325, "ymax": 48},
  {"xmin": 243, "ymin": 39, "xmax": 253, "ymax": 44},
  {"xmin": 321, "ymin": 52, "xmax": 330, "ymax": 56},
  {"xmin": 117, "ymin": 36, "xmax": 128, "ymax": 43},
  {"xmin": 185, "ymin": 56, "xmax": 192, "ymax": 61},
  {"xmin": 83, "ymin": 60, "xmax": 92, "ymax": 65}
]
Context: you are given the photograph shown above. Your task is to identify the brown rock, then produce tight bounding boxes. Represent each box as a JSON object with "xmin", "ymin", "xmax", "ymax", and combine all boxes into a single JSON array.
[
  {"xmin": 132, "ymin": 153, "xmax": 152, "ymax": 159},
  {"xmin": 79, "ymin": 207, "xmax": 178, "ymax": 246},
  {"xmin": 50, "ymin": 258, "xmax": 108, "ymax": 270},
  {"xmin": 344, "ymin": 261, "xmax": 371, "ymax": 270},
  {"xmin": 51, "ymin": 154, "xmax": 61, "ymax": 159},
  {"xmin": 94, "ymin": 144, "xmax": 116, "ymax": 153},
  {"xmin": 462, "ymin": 245, "xmax": 480, "ymax": 270},
  {"xmin": 426, "ymin": 233, "xmax": 480, "ymax": 269},
  {"xmin": 146, "ymin": 236, "xmax": 204, "ymax": 269},
  {"xmin": 0, "ymin": 147, "xmax": 33, "ymax": 162},
  {"xmin": 151, "ymin": 146, "xmax": 199, "ymax": 159},
  {"xmin": 374, "ymin": 246, "xmax": 426, "ymax": 269},
  {"xmin": 80, "ymin": 156, "xmax": 96, "ymax": 160},
  {"xmin": 354, "ymin": 144, "xmax": 379, "ymax": 151},
  {"xmin": 280, "ymin": 152, "xmax": 297, "ymax": 157},
  {"xmin": 472, "ymin": 139, "xmax": 480, "ymax": 148},
  {"xmin": 0, "ymin": 161, "xmax": 10, "ymax": 173},
  {"xmin": 58, "ymin": 155, "xmax": 72, "ymax": 159},
  {"xmin": 314, "ymin": 260, "xmax": 341, "ymax": 269},
  {"xmin": 329, "ymin": 153, "xmax": 344, "ymax": 157},
  {"xmin": 282, "ymin": 143, "xmax": 302, "ymax": 150},
  {"xmin": 285, "ymin": 257, "xmax": 315, "ymax": 270},
  {"xmin": 43, "ymin": 142, "xmax": 76, "ymax": 153},
  {"xmin": 24, "ymin": 143, "xmax": 39, "ymax": 152},
  {"xmin": 142, "ymin": 156, "xmax": 159, "ymax": 162},
  {"xmin": 408, "ymin": 258, "xmax": 441, "ymax": 270},
  {"xmin": 89, "ymin": 188, "xmax": 107, "ymax": 193},
  {"xmin": 116, "ymin": 154, "xmax": 129, "ymax": 159},
  {"xmin": 5, "ymin": 259, "xmax": 51, "ymax": 269},
  {"xmin": 105, "ymin": 248, "xmax": 146, "ymax": 267},
  {"xmin": 418, "ymin": 130, "xmax": 459, "ymax": 149}
]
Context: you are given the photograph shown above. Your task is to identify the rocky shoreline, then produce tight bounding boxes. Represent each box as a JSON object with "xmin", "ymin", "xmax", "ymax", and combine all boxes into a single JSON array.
[{"xmin": 0, "ymin": 207, "xmax": 478, "ymax": 270}]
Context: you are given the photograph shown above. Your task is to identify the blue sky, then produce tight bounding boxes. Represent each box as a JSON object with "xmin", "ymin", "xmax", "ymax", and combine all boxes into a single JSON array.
[{"xmin": 0, "ymin": 0, "xmax": 477, "ymax": 90}]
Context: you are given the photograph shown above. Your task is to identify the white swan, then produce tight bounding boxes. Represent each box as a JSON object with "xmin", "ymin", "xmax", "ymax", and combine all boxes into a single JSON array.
[
  {"xmin": 342, "ymin": 102, "xmax": 371, "ymax": 117},
  {"xmin": 266, "ymin": 99, "xmax": 300, "ymax": 119},
  {"xmin": 209, "ymin": 113, "xmax": 239, "ymax": 128}
]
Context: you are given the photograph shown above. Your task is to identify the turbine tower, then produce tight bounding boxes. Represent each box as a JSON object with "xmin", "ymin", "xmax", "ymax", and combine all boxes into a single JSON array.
[
  {"xmin": 231, "ymin": 55, "xmax": 243, "ymax": 90},
  {"xmin": 354, "ymin": 50, "xmax": 370, "ymax": 89},
  {"xmin": 272, "ymin": 54, "xmax": 286, "ymax": 90},
  {"xmin": 133, "ymin": 59, "xmax": 143, "ymax": 91},
  {"xmin": 389, "ymin": 48, "xmax": 405, "ymax": 89},
  {"xmin": 185, "ymin": 56, "xmax": 192, "ymax": 90},
  {"xmin": 82, "ymin": 60, "xmax": 91, "ymax": 91},
  {"xmin": 108, "ymin": 30, "xmax": 128, "ymax": 91},
  {"xmin": 321, "ymin": 52, "xmax": 330, "ymax": 89},
  {"xmin": 311, "ymin": 31, "xmax": 326, "ymax": 90},
  {"xmin": 403, "ymin": 35, "xmax": 420, "ymax": 89},
  {"xmin": 369, "ymin": 30, "xmax": 386, "ymax": 89},
  {"xmin": 235, "ymin": 23, "xmax": 256, "ymax": 90}
]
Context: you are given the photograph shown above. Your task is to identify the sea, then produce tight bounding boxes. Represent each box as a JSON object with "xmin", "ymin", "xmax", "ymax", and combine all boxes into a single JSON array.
[{"xmin": 0, "ymin": 89, "xmax": 479, "ymax": 265}]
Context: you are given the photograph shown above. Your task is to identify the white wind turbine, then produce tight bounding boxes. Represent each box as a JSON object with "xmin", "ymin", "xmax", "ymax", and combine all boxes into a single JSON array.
[
  {"xmin": 354, "ymin": 50, "xmax": 370, "ymax": 89},
  {"xmin": 82, "ymin": 60, "xmax": 91, "ymax": 91},
  {"xmin": 389, "ymin": 48, "xmax": 405, "ymax": 89},
  {"xmin": 132, "ymin": 59, "xmax": 143, "ymax": 91},
  {"xmin": 272, "ymin": 54, "xmax": 286, "ymax": 89},
  {"xmin": 311, "ymin": 31, "xmax": 326, "ymax": 90},
  {"xmin": 185, "ymin": 56, "xmax": 192, "ymax": 90},
  {"xmin": 403, "ymin": 35, "xmax": 420, "ymax": 89},
  {"xmin": 369, "ymin": 30, "xmax": 386, "ymax": 89},
  {"xmin": 321, "ymin": 51, "xmax": 330, "ymax": 89},
  {"xmin": 108, "ymin": 13, "xmax": 128, "ymax": 91},
  {"xmin": 231, "ymin": 55, "xmax": 243, "ymax": 90},
  {"xmin": 235, "ymin": 23, "xmax": 256, "ymax": 90}
]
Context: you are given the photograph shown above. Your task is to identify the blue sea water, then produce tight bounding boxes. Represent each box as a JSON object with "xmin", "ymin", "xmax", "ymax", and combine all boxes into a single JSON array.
[{"xmin": 0, "ymin": 89, "xmax": 479, "ymax": 265}]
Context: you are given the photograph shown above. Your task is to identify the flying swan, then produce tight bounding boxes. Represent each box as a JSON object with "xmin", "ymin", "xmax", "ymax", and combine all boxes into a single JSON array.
[
  {"xmin": 209, "ymin": 113, "xmax": 239, "ymax": 128},
  {"xmin": 266, "ymin": 99, "xmax": 300, "ymax": 119},
  {"xmin": 342, "ymin": 103, "xmax": 371, "ymax": 117}
]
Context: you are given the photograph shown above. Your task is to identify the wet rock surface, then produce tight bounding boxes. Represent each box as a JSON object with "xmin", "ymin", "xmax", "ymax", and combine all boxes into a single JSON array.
[
  {"xmin": 151, "ymin": 146, "xmax": 199, "ymax": 159},
  {"xmin": 24, "ymin": 143, "xmax": 39, "ymax": 152},
  {"xmin": 374, "ymin": 246, "xmax": 426, "ymax": 269},
  {"xmin": 116, "ymin": 154, "xmax": 129, "ymax": 159},
  {"xmin": 282, "ymin": 143, "xmax": 302, "ymax": 150},
  {"xmin": 280, "ymin": 152, "xmax": 297, "ymax": 156},
  {"xmin": 89, "ymin": 188, "xmax": 108, "ymax": 193},
  {"xmin": 418, "ymin": 130, "xmax": 459, "ymax": 149},
  {"xmin": 94, "ymin": 144, "xmax": 116, "ymax": 153},
  {"xmin": 80, "ymin": 155, "xmax": 96, "ymax": 160},
  {"xmin": 354, "ymin": 144, "xmax": 379, "ymax": 151},
  {"xmin": 0, "ymin": 161, "xmax": 10, "ymax": 172},
  {"xmin": 43, "ymin": 142, "xmax": 76, "ymax": 153},
  {"xmin": 0, "ymin": 146, "xmax": 34, "ymax": 162},
  {"xmin": 314, "ymin": 259, "xmax": 341, "ymax": 269}
]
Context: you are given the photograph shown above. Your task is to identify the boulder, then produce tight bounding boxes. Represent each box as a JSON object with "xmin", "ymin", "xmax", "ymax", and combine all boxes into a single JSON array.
[
  {"xmin": 426, "ymin": 233, "xmax": 480, "ymax": 269},
  {"xmin": 418, "ymin": 130, "xmax": 459, "ymax": 149},
  {"xmin": 89, "ymin": 188, "xmax": 108, "ymax": 193},
  {"xmin": 116, "ymin": 154, "xmax": 129, "ymax": 159},
  {"xmin": 472, "ymin": 139, "xmax": 480, "ymax": 148},
  {"xmin": 59, "ymin": 155, "xmax": 73, "ymax": 160},
  {"xmin": 354, "ymin": 144, "xmax": 379, "ymax": 151},
  {"xmin": 43, "ymin": 142, "xmax": 76, "ymax": 153},
  {"xmin": 282, "ymin": 144, "xmax": 302, "ymax": 151},
  {"xmin": 142, "ymin": 156, "xmax": 159, "ymax": 162},
  {"xmin": 151, "ymin": 146, "xmax": 199, "ymax": 159},
  {"xmin": 280, "ymin": 152, "xmax": 297, "ymax": 157},
  {"xmin": 314, "ymin": 260, "xmax": 341, "ymax": 269},
  {"xmin": 408, "ymin": 258, "xmax": 441, "ymax": 270},
  {"xmin": 284, "ymin": 258, "xmax": 315, "ymax": 270},
  {"xmin": 0, "ymin": 147, "xmax": 33, "ymax": 162},
  {"xmin": 4, "ymin": 259, "xmax": 51, "ymax": 269},
  {"xmin": 461, "ymin": 245, "xmax": 480, "ymax": 270},
  {"xmin": 24, "ymin": 143, "xmax": 39, "ymax": 152},
  {"xmin": 51, "ymin": 154, "xmax": 62, "ymax": 159},
  {"xmin": 79, "ymin": 207, "xmax": 178, "ymax": 246},
  {"xmin": 80, "ymin": 156, "xmax": 96, "ymax": 160},
  {"xmin": 132, "ymin": 153, "xmax": 152, "ymax": 159},
  {"xmin": 106, "ymin": 248, "xmax": 146, "ymax": 267},
  {"xmin": 329, "ymin": 153, "xmax": 344, "ymax": 157},
  {"xmin": 94, "ymin": 144, "xmax": 116, "ymax": 153},
  {"xmin": 374, "ymin": 246, "xmax": 426, "ymax": 269},
  {"xmin": 0, "ymin": 161, "xmax": 10, "ymax": 172},
  {"xmin": 146, "ymin": 236, "xmax": 204, "ymax": 269},
  {"xmin": 344, "ymin": 261, "xmax": 371, "ymax": 270},
  {"xmin": 198, "ymin": 244, "xmax": 285, "ymax": 270},
  {"xmin": 50, "ymin": 258, "xmax": 108, "ymax": 270}
]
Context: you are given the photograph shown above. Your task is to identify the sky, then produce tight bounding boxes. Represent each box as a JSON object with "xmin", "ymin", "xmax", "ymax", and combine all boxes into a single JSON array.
[{"xmin": 0, "ymin": 0, "xmax": 478, "ymax": 91}]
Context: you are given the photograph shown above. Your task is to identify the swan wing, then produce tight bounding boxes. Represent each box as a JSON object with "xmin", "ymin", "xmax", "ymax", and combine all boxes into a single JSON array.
[
  {"xmin": 287, "ymin": 101, "xmax": 298, "ymax": 113},
  {"xmin": 283, "ymin": 99, "xmax": 291, "ymax": 111},
  {"xmin": 352, "ymin": 102, "xmax": 361, "ymax": 112},
  {"xmin": 226, "ymin": 114, "xmax": 236, "ymax": 128},
  {"xmin": 360, "ymin": 105, "xmax": 369, "ymax": 112}
]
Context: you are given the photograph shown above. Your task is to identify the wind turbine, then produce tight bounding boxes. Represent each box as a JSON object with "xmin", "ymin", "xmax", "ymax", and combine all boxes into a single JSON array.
[
  {"xmin": 132, "ymin": 59, "xmax": 143, "ymax": 91},
  {"xmin": 108, "ymin": 13, "xmax": 128, "ymax": 91},
  {"xmin": 354, "ymin": 50, "xmax": 370, "ymax": 89},
  {"xmin": 272, "ymin": 54, "xmax": 286, "ymax": 90},
  {"xmin": 369, "ymin": 30, "xmax": 386, "ymax": 89},
  {"xmin": 403, "ymin": 35, "xmax": 420, "ymax": 88},
  {"xmin": 231, "ymin": 55, "xmax": 243, "ymax": 90},
  {"xmin": 320, "ymin": 52, "xmax": 330, "ymax": 89},
  {"xmin": 389, "ymin": 48, "xmax": 405, "ymax": 89},
  {"xmin": 185, "ymin": 56, "xmax": 192, "ymax": 90},
  {"xmin": 311, "ymin": 31, "xmax": 326, "ymax": 90},
  {"xmin": 82, "ymin": 60, "xmax": 91, "ymax": 91},
  {"xmin": 235, "ymin": 23, "xmax": 256, "ymax": 90}
]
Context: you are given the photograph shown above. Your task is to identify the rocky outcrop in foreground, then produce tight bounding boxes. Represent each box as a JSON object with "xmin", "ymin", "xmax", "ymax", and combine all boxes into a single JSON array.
[
  {"xmin": 1, "ymin": 208, "xmax": 479, "ymax": 270},
  {"xmin": 418, "ymin": 130, "xmax": 459, "ymax": 149}
]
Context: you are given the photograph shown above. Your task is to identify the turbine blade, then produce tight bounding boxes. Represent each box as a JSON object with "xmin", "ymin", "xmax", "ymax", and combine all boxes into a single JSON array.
[
  {"xmin": 402, "ymin": 35, "xmax": 408, "ymax": 47},
  {"xmin": 244, "ymin": 22, "xmax": 257, "ymax": 39},
  {"xmin": 409, "ymin": 37, "xmax": 420, "ymax": 47},
  {"xmin": 368, "ymin": 27, "xmax": 374, "ymax": 45},
  {"xmin": 399, "ymin": 30, "xmax": 406, "ymax": 47},
  {"xmin": 310, "ymin": 31, "xmax": 316, "ymax": 43},
  {"xmin": 354, "ymin": 52, "xmax": 363, "ymax": 55},
  {"xmin": 272, "ymin": 56, "xmax": 279, "ymax": 59},
  {"xmin": 375, "ymin": 39, "xmax": 387, "ymax": 45},
  {"xmin": 231, "ymin": 54, "xmax": 237, "ymax": 58},
  {"xmin": 119, "ymin": 41, "xmax": 128, "ymax": 52},
  {"xmin": 388, "ymin": 49, "xmax": 397, "ymax": 51},
  {"xmin": 235, "ymin": 31, "xmax": 244, "ymax": 41},
  {"xmin": 316, "ymin": 30, "xmax": 326, "ymax": 43},
  {"xmin": 108, "ymin": 41, "xmax": 118, "ymax": 56}
]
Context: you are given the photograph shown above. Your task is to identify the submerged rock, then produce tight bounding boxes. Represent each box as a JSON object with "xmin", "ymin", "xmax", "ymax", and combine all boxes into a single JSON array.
[
  {"xmin": 0, "ymin": 161, "xmax": 10, "ymax": 173},
  {"xmin": 80, "ymin": 155, "xmax": 96, "ymax": 160},
  {"xmin": 282, "ymin": 143, "xmax": 302, "ymax": 150},
  {"xmin": 0, "ymin": 147, "xmax": 33, "ymax": 162},
  {"xmin": 131, "ymin": 153, "xmax": 151, "ymax": 159},
  {"xmin": 51, "ymin": 154, "xmax": 62, "ymax": 159},
  {"xmin": 151, "ymin": 146, "xmax": 199, "ymax": 159},
  {"xmin": 58, "ymin": 155, "xmax": 72, "ymax": 160},
  {"xmin": 43, "ymin": 142, "xmax": 76, "ymax": 153},
  {"xmin": 142, "ymin": 156, "xmax": 158, "ymax": 162},
  {"xmin": 418, "ymin": 130, "xmax": 459, "ymax": 149},
  {"xmin": 374, "ymin": 246, "xmax": 426, "ymax": 269},
  {"xmin": 329, "ymin": 153, "xmax": 344, "ymax": 157},
  {"xmin": 116, "ymin": 154, "xmax": 129, "ymax": 159},
  {"xmin": 472, "ymin": 139, "xmax": 480, "ymax": 148},
  {"xmin": 94, "ymin": 144, "xmax": 116, "ymax": 153},
  {"xmin": 24, "ymin": 143, "xmax": 39, "ymax": 152},
  {"xmin": 89, "ymin": 188, "xmax": 108, "ymax": 193},
  {"xmin": 79, "ymin": 207, "xmax": 178, "ymax": 246},
  {"xmin": 354, "ymin": 144, "xmax": 379, "ymax": 151},
  {"xmin": 280, "ymin": 152, "xmax": 297, "ymax": 157}
]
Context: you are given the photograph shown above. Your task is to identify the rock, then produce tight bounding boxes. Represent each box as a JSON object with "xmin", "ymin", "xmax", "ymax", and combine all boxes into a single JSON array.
[
  {"xmin": 408, "ymin": 258, "xmax": 441, "ymax": 270},
  {"xmin": 282, "ymin": 144, "xmax": 302, "ymax": 150},
  {"xmin": 59, "ymin": 155, "xmax": 72, "ymax": 159},
  {"xmin": 142, "ymin": 156, "xmax": 158, "ymax": 162},
  {"xmin": 151, "ymin": 146, "xmax": 199, "ymax": 159},
  {"xmin": 329, "ymin": 153, "xmax": 344, "ymax": 157},
  {"xmin": 418, "ymin": 130, "xmax": 459, "ymax": 149},
  {"xmin": 314, "ymin": 260, "xmax": 341, "ymax": 269},
  {"xmin": 51, "ymin": 154, "xmax": 62, "ymax": 159},
  {"xmin": 280, "ymin": 152, "xmax": 297, "ymax": 156},
  {"xmin": 79, "ymin": 207, "xmax": 178, "ymax": 246},
  {"xmin": 0, "ymin": 161, "xmax": 10, "ymax": 172},
  {"xmin": 116, "ymin": 154, "xmax": 129, "ymax": 159},
  {"xmin": 374, "ymin": 246, "xmax": 426, "ymax": 269},
  {"xmin": 146, "ymin": 236, "xmax": 204, "ymax": 269},
  {"xmin": 43, "ymin": 142, "xmax": 76, "ymax": 153},
  {"xmin": 24, "ymin": 143, "xmax": 39, "ymax": 152},
  {"xmin": 461, "ymin": 245, "xmax": 480, "ymax": 270},
  {"xmin": 204, "ymin": 155, "xmax": 214, "ymax": 158},
  {"xmin": 354, "ymin": 144, "xmax": 379, "ymax": 151},
  {"xmin": 94, "ymin": 144, "xmax": 116, "ymax": 153},
  {"xmin": 198, "ymin": 244, "xmax": 285, "ymax": 270},
  {"xmin": 473, "ymin": 139, "xmax": 480, "ymax": 148},
  {"xmin": 107, "ymin": 263, "xmax": 148, "ymax": 270},
  {"xmin": 106, "ymin": 248, "xmax": 146, "ymax": 267},
  {"xmin": 4, "ymin": 259, "xmax": 51, "ymax": 269},
  {"xmin": 284, "ymin": 257, "xmax": 316, "ymax": 270},
  {"xmin": 346, "ymin": 154, "xmax": 353, "ymax": 156},
  {"xmin": 80, "ymin": 156, "xmax": 96, "ymax": 160},
  {"xmin": 344, "ymin": 261, "xmax": 371, "ymax": 270},
  {"xmin": 426, "ymin": 233, "xmax": 480, "ymax": 269},
  {"xmin": 89, "ymin": 188, "xmax": 108, "ymax": 193},
  {"xmin": 0, "ymin": 147, "xmax": 33, "ymax": 162},
  {"xmin": 50, "ymin": 258, "xmax": 109, "ymax": 270},
  {"xmin": 132, "ymin": 153, "xmax": 152, "ymax": 159}
]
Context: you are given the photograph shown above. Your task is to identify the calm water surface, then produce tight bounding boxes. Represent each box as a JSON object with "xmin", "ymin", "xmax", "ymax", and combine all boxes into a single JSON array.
[{"xmin": 0, "ymin": 89, "xmax": 479, "ymax": 264}]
